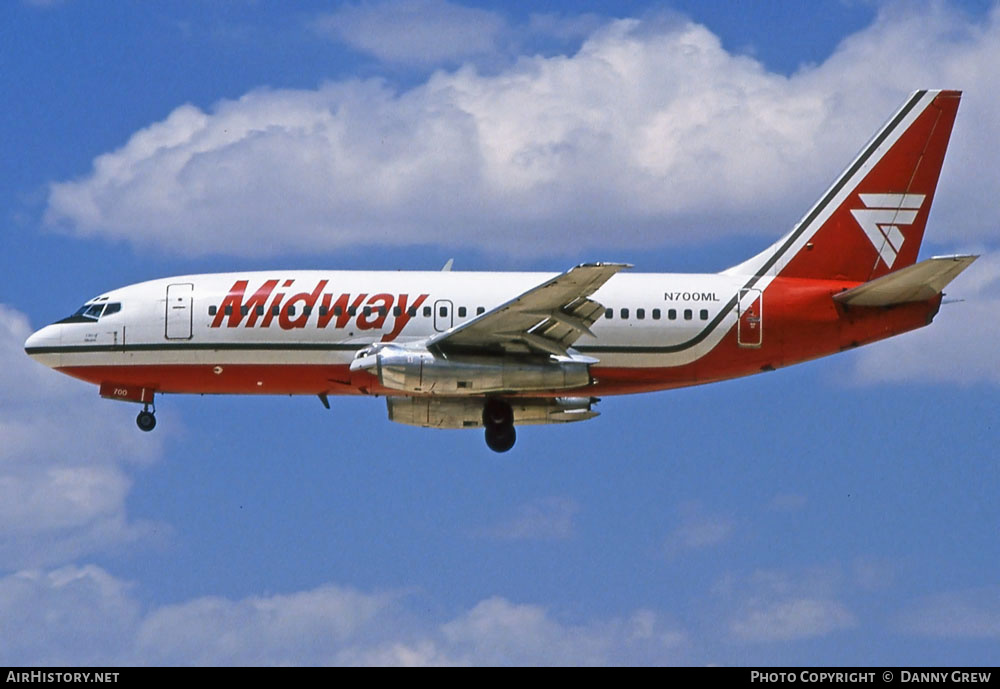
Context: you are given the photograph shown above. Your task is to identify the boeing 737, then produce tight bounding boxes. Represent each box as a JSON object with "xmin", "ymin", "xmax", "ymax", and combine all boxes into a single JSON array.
[{"xmin": 24, "ymin": 89, "xmax": 975, "ymax": 451}]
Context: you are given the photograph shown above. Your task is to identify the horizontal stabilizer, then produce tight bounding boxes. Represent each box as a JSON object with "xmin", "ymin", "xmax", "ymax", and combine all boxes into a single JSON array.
[{"xmin": 833, "ymin": 255, "xmax": 978, "ymax": 307}]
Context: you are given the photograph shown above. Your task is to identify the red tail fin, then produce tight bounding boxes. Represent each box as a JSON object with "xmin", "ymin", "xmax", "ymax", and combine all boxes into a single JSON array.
[{"xmin": 727, "ymin": 90, "xmax": 961, "ymax": 282}]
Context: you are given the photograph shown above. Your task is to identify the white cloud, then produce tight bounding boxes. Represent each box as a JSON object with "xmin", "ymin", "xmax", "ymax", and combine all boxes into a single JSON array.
[
  {"xmin": 45, "ymin": 3, "xmax": 1000, "ymax": 258},
  {"xmin": 849, "ymin": 250, "xmax": 1000, "ymax": 385},
  {"xmin": 311, "ymin": 2, "xmax": 604, "ymax": 68},
  {"xmin": 896, "ymin": 587, "xmax": 1000, "ymax": 638},
  {"xmin": 482, "ymin": 496, "xmax": 579, "ymax": 541},
  {"xmin": 0, "ymin": 566, "xmax": 139, "ymax": 665},
  {"xmin": 313, "ymin": 0, "xmax": 507, "ymax": 65},
  {"xmin": 0, "ymin": 306, "xmax": 163, "ymax": 569},
  {"xmin": 665, "ymin": 501, "xmax": 734, "ymax": 553},
  {"xmin": 729, "ymin": 598, "xmax": 856, "ymax": 642},
  {"xmin": 440, "ymin": 597, "xmax": 684, "ymax": 666},
  {"xmin": 717, "ymin": 567, "xmax": 856, "ymax": 643},
  {"xmin": 0, "ymin": 565, "xmax": 687, "ymax": 665},
  {"xmin": 136, "ymin": 585, "xmax": 401, "ymax": 665}
]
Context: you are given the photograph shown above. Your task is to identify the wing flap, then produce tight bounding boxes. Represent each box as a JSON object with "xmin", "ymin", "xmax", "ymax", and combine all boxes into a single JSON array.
[
  {"xmin": 428, "ymin": 262, "xmax": 629, "ymax": 355},
  {"xmin": 833, "ymin": 254, "xmax": 978, "ymax": 307}
]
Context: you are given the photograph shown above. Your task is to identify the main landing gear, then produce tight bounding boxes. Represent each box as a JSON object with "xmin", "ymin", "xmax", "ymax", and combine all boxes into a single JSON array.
[
  {"xmin": 483, "ymin": 398, "xmax": 516, "ymax": 453},
  {"xmin": 136, "ymin": 403, "xmax": 156, "ymax": 432}
]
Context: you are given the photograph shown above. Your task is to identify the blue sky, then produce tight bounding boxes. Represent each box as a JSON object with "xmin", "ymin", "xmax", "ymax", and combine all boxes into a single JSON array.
[{"xmin": 1, "ymin": 0, "xmax": 998, "ymax": 666}]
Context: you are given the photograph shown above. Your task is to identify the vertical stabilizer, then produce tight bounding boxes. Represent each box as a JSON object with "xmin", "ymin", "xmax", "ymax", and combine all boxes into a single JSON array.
[{"xmin": 725, "ymin": 90, "xmax": 961, "ymax": 282}]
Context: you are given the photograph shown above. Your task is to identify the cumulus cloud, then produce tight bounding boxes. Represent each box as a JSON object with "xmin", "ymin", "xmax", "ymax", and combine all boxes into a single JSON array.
[
  {"xmin": 0, "ymin": 565, "xmax": 686, "ymax": 665},
  {"xmin": 0, "ymin": 566, "xmax": 140, "ymax": 665},
  {"xmin": 481, "ymin": 496, "xmax": 579, "ymax": 541},
  {"xmin": 45, "ymin": 3, "xmax": 1000, "ymax": 258},
  {"xmin": 136, "ymin": 584, "xmax": 402, "ymax": 665},
  {"xmin": 0, "ymin": 306, "xmax": 163, "ymax": 569},
  {"xmin": 849, "ymin": 250, "xmax": 1000, "ymax": 385},
  {"xmin": 441, "ymin": 597, "xmax": 685, "ymax": 666}
]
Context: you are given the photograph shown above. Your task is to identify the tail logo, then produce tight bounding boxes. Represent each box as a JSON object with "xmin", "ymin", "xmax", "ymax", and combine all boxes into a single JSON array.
[{"xmin": 850, "ymin": 194, "xmax": 925, "ymax": 269}]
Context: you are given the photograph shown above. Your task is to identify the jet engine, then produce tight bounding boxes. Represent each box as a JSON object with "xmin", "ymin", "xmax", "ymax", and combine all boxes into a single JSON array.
[
  {"xmin": 386, "ymin": 396, "xmax": 599, "ymax": 429},
  {"xmin": 350, "ymin": 343, "xmax": 592, "ymax": 395}
]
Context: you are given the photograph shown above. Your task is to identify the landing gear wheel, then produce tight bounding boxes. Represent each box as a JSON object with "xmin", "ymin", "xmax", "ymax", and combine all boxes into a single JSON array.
[
  {"xmin": 136, "ymin": 409, "xmax": 156, "ymax": 432},
  {"xmin": 485, "ymin": 424, "xmax": 516, "ymax": 453},
  {"xmin": 483, "ymin": 398, "xmax": 514, "ymax": 427},
  {"xmin": 482, "ymin": 398, "xmax": 515, "ymax": 452}
]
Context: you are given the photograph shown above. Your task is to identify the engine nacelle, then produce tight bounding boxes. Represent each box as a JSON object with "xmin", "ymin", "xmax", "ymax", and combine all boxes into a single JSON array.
[
  {"xmin": 351, "ymin": 344, "xmax": 591, "ymax": 395},
  {"xmin": 387, "ymin": 396, "xmax": 600, "ymax": 429}
]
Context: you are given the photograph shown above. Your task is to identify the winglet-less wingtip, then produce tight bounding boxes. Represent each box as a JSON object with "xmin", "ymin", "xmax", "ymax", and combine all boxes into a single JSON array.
[{"xmin": 833, "ymin": 254, "xmax": 978, "ymax": 307}]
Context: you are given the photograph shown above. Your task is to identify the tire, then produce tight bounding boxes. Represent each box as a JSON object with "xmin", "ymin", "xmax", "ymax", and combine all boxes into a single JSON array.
[
  {"xmin": 136, "ymin": 410, "xmax": 157, "ymax": 432},
  {"xmin": 485, "ymin": 424, "xmax": 516, "ymax": 453},
  {"xmin": 482, "ymin": 398, "xmax": 514, "ymax": 428}
]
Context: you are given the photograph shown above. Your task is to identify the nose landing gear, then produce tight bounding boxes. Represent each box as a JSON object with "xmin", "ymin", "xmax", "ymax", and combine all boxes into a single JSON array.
[
  {"xmin": 136, "ymin": 403, "xmax": 156, "ymax": 432},
  {"xmin": 483, "ymin": 398, "xmax": 515, "ymax": 453}
]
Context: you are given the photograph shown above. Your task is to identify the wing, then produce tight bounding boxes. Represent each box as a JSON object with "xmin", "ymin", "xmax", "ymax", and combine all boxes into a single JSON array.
[{"xmin": 427, "ymin": 262, "xmax": 630, "ymax": 356}]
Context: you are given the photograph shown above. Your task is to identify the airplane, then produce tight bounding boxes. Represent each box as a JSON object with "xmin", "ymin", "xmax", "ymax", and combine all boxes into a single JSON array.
[{"xmin": 24, "ymin": 89, "xmax": 976, "ymax": 452}]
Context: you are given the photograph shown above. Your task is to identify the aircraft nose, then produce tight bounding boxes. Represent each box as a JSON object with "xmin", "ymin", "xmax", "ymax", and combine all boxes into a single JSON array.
[{"xmin": 24, "ymin": 324, "xmax": 61, "ymax": 363}]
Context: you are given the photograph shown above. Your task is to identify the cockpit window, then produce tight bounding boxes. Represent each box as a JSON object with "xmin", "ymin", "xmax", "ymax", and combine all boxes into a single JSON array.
[
  {"xmin": 58, "ymin": 301, "xmax": 122, "ymax": 324},
  {"xmin": 67, "ymin": 304, "xmax": 102, "ymax": 321}
]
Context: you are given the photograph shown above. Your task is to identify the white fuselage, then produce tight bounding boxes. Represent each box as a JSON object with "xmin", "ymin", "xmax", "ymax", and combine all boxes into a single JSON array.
[{"xmin": 26, "ymin": 270, "xmax": 762, "ymax": 383}]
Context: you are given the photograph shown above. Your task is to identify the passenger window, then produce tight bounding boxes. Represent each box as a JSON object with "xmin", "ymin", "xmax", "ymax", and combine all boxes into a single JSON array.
[
  {"xmin": 333, "ymin": 306, "xmax": 343, "ymax": 317},
  {"xmin": 700, "ymin": 309, "xmax": 709, "ymax": 320},
  {"xmin": 637, "ymin": 308, "xmax": 645, "ymax": 320},
  {"xmin": 652, "ymin": 309, "xmax": 660, "ymax": 320},
  {"xmin": 477, "ymin": 307, "xmax": 485, "ymax": 315},
  {"xmin": 256, "ymin": 305, "xmax": 265, "ymax": 316},
  {"xmin": 240, "ymin": 306, "xmax": 249, "ymax": 316},
  {"xmin": 363, "ymin": 306, "xmax": 372, "ymax": 317},
  {"xmin": 393, "ymin": 306, "xmax": 401, "ymax": 317},
  {"xmin": 209, "ymin": 305, "xmax": 217, "ymax": 316},
  {"xmin": 620, "ymin": 308, "xmax": 629, "ymax": 319},
  {"xmin": 684, "ymin": 309, "xmax": 693, "ymax": 320},
  {"xmin": 605, "ymin": 308, "xmax": 613, "ymax": 319},
  {"xmin": 408, "ymin": 307, "xmax": 417, "ymax": 317},
  {"xmin": 458, "ymin": 307, "xmax": 467, "ymax": 317},
  {"xmin": 303, "ymin": 306, "xmax": 312, "ymax": 316},
  {"xmin": 287, "ymin": 306, "xmax": 296, "ymax": 316},
  {"xmin": 668, "ymin": 309, "xmax": 676, "ymax": 320},
  {"xmin": 225, "ymin": 306, "xmax": 233, "ymax": 316},
  {"xmin": 348, "ymin": 306, "xmax": 357, "ymax": 316},
  {"xmin": 423, "ymin": 306, "xmax": 432, "ymax": 317},
  {"xmin": 439, "ymin": 306, "xmax": 447, "ymax": 317},
  {"xmin": 319, "ymin": 306, "xmax": 328, "ymax": 316}
]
